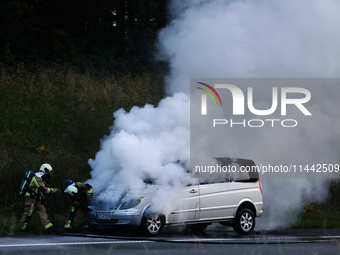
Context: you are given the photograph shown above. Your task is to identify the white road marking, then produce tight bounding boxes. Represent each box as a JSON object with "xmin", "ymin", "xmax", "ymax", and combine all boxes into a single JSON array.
[
  {"xmin": 2, "ymin": 235, "xmax": 340, "ymax": 248},
  {"xmin": 0, "ymin": 240, "xmax": 153, "ymax": 248},
  {"xmin": 170, "ymin": 236, "xmax": 340, "ymax": 242},
  {"xmin": 319, "ymin": 236, "xmax": 340, "ymax": 239}
]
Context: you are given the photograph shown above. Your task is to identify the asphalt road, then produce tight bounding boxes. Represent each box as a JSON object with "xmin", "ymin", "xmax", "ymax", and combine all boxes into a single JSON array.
[{"xmin": 1, "ymin": 227, "xmax": 340, "ymax": 255}]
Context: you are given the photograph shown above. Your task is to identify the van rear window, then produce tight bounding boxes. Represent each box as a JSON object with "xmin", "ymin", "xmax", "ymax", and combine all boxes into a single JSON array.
[
  {"xmin": 192, "ymin": 157, "xmax": 259, "ymax": 184},
  {"xmin": 215, "ymin": 158, "xmax": 259, "ymax": 182}
]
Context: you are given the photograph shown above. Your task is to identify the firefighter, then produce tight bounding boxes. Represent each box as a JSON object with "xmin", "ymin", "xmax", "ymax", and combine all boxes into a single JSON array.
[
  {"xmin": 64, "ymin": 179, "xmax": 93, "ymax": 230},
  {"xmin": 20, "ymin": 163, "xmax": 58, "ymax": 233}
]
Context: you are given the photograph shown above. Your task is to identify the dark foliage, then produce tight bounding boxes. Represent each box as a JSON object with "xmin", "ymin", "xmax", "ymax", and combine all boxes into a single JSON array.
[{"xmin": 0, "ymin": 0, "xmax": 168, "ymax": 75}]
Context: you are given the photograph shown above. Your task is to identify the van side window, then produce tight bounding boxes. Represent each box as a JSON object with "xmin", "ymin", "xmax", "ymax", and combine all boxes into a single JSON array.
[{"xmin": 215, "ymin": 158, "xmax": 259, "ymax": 183}]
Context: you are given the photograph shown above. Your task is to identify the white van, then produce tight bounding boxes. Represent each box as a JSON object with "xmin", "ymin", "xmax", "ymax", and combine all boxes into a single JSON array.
[{"xmin": 87, "ymin": 158, "xmax": 263, "ymax": 236}]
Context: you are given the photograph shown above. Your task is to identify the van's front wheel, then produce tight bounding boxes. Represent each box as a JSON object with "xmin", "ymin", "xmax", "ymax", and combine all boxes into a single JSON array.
[
  {"xmin": 232, "ymin": 208, "xmax": 255, "ymax": 235},
  {"xmin": 141, "ymin": 212, "xmax": 165, "ymax": 236}
]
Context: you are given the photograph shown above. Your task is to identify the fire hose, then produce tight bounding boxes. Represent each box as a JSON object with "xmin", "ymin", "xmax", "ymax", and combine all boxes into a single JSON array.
[
  {"xmin": 40, "ymin": 192, "xmax": 90, "ymax": 232},
  {"xmin": 40, "ymin": 192, "xmax": 55, "ymax": 227},
  {"xmin": 43, "ymin": 197, "xmax": 55, "ymax": 227}
]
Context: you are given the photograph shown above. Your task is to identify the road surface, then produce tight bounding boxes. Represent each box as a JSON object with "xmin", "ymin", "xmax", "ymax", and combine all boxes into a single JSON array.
[{"xmin": 1, "ymin": 227, "xmax": 340, "ymax": 255}]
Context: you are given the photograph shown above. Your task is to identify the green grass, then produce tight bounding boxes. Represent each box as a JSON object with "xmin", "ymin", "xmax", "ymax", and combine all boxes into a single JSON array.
[
  {"xmin": 293, "ymin": 203, "xmax": 340, "ymax": 228},
  {"xmin": 293, "ymin": 209, "xmax": 340, "ymax": 229},
  {"xmin": 292, "ymin": 181, "xmax": 340, "ymax": 229},
  {"xmin": 0, "ymin": 201, "xmax": 86, "ymax": 235}
]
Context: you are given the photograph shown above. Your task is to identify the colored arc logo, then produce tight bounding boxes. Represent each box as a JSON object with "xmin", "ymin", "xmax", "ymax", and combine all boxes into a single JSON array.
[{"xmin": 196, "ymin": 82, "xmax": 223, "ymax": 106}]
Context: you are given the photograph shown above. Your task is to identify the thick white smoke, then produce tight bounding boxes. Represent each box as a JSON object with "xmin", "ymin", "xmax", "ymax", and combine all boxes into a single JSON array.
[
  {"xmin": 161, "ymin": 0, "xmax": 340, "ymax": 95},
  {"xmin": 88, "ymin": 0, "xmax": 340, "ymax": 229},
  {"xmin": 88, "ymin": 93, "xmax": 192, "ymax": 214}
]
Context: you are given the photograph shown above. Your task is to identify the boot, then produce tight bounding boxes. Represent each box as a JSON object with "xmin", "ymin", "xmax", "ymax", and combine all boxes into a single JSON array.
[{"xmin": 46, "ymin": 226, "xmax": 57, "ymax": 234}]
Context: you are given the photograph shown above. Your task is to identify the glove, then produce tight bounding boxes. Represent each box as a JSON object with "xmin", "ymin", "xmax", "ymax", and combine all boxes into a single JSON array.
[
  {"xmin": 38, "ymin": 186, "xmax": 46, "ymax": 193},
  {"xmin": 50, "ymin": 188, "xmax": 59, "ymax": 193}
]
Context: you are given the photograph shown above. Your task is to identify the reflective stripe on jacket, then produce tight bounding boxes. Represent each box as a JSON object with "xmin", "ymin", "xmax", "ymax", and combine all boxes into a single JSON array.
[{"xmin": 25, "ymin": 175, "xmax": 51, "ymax": 197}]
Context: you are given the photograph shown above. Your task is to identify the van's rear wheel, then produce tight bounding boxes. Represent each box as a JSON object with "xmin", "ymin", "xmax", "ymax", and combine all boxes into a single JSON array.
[
  {"xmin": 232, "ymin": 208, "xmax": 255, "ymax": 235},
  {"xmin": 141, "ymin": 212, "xmax": 165, "ymax": 236}
]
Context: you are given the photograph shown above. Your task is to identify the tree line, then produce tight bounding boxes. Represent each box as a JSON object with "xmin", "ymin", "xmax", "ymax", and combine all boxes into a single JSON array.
[{"xmin": 0, "ymin": 0, "xmax": 168, "ymax": 75}]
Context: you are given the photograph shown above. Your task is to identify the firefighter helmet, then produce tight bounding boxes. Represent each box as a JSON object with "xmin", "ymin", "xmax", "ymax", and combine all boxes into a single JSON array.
[
  {"xmin": 67, "ymin": 185, "xmax": 78, "ymax": 196},
  {"xmin": 40, "ymin": 163, "xmax": 53, "ymax": 174}
]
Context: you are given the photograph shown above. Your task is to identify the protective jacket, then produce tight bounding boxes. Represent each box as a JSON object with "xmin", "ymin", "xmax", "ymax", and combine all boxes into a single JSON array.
[{"xmin": 25, "ymin": 173, "xmax": 52, "ymax": 198}]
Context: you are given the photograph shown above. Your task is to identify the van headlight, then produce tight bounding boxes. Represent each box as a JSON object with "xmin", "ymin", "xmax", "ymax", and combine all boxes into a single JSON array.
[{"xmin": 120, "ymin": 199, "xmax": 141, "ymax": 210}]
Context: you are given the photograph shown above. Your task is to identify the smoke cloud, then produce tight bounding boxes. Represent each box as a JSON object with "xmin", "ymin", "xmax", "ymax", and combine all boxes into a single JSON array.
[
  {"xmin": 88, "ymin": 0, "xmax": 340, "ymax": 229},
  {"xmin": 88, "ymin": 93, "xmax": 192, "ymax": 214},
  {"xmin": 158, "ymin": 0, "xmax": 340, "ymax": 94}
]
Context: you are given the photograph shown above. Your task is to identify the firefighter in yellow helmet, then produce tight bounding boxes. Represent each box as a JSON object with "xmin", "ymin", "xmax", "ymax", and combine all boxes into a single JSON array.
[
  {"xmin": 20, "ymin": 163, "xmax": 59, "ymax": 233},
  {"xmin": 64, "ymin": 179, "xmax": 93, "ymax": 231}
]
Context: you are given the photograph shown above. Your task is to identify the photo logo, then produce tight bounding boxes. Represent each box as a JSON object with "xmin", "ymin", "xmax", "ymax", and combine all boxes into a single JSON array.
[
  {"xmin": 196, "ymin": 82, "xmax": 312, "ymax": 128},
  {"xmin": 196, "ymin": 82, "xmax": 222, "ymax": 115},
  {"xmin": 198, "ymin": 84, "xmax": 312, "ymax": 116}
]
